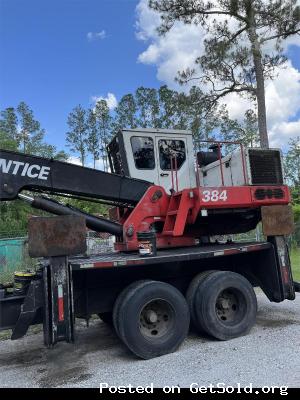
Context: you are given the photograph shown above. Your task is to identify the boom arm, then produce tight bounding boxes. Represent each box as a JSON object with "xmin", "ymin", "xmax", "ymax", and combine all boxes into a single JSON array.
[{"xmin": 0, "ymin": 149, "xmax": 152, "ymax": 204}]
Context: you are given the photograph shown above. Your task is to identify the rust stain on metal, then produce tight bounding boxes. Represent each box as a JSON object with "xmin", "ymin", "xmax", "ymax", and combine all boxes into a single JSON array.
[
  {"xmin": 261, "ymin": 205, "xmax": 295, "ymax": 236},
  {"xmin": 28, "ymin": 215, "xmax": 87, "ymax": 258}
]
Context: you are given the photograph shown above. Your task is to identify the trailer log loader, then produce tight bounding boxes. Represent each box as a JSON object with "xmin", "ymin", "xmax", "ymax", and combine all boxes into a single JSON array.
[{"xmin": 0, "ymin": 128, "xmax": 298, "ymax": 359}]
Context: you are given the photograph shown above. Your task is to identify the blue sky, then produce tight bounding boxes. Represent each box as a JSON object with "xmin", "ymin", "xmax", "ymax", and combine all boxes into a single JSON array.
[
  {"xmin": 0, "ymin": 0, "xmax": 158, "ymax": 151},
  {"xmin": 1, "ymin": 0, "xmax": 300, "ymax": 154}
]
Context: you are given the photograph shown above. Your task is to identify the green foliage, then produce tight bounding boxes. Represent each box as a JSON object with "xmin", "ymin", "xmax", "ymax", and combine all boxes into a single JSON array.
[
  {"xmin": 0, "ymin": 102, "xmax": 69, "ymax": 236},
  {"xmin": 0, "ymin": 200, "xmax": 44, "ymax": 236},
  {"xmin": 284, "ymin": 136, "xmax": 300, "ymax": 188},
  {"xmin": 291, "ymin": 187, "xmax": 300, "ymax": 205},
  {"xmin": 0, "ymin": 107, "xmax": 18, "ymax": 145},
  {"xmin": 135, "ymin": 87, "xmax": 160, "ymax": 128},
  {"xmin": 113, "ymin": 94, "xmax": 137, "ymax": 131},
  {"xmin": 53, "ymin": 150, "xmax": 69, "ymax": 161},
  {"xmin": 293, "ymin": 204, "xmax": 300, "ymax": 223},
  {"xmin": 0, "ymin": 130, "xmax": 18, "ymax": 151},
  {"xmin": 66, "ymin": 105, "xmax": 88, "ymax": 166},
  {"xmin": 63, "ymin": 197, "xmax": 108, "ymax": 217},
  {"xmin": 17, "ymin": 101, "xmax": 42, "ymax": 153},
  {"xmin": 87, "ymin": 109, "xmax": 100, "ymax": 169},
  {"xmin": 0, "ymin": 103, "xmax": 66, "ymax": 159},
  {"xmin": 94, "ymin": 100, "xmax": 112, "ymax": 171},
  {"xmin": 111, "ymin": 85, "xmax": 233, "ymax": 146},
  {"xmin": 291, "ymin": 206, "xmax": 300, "ymax": 249},
  {"xmin": 291, "ymin": 248, "xmax": 300, "ymax": 281},
  {"xmin": 157, "ymin": 85, "xmax": 178, "ymax": 128},
  {"xmin": 220, "ymin": 108, "xmax": 259, "ymax": 152}
]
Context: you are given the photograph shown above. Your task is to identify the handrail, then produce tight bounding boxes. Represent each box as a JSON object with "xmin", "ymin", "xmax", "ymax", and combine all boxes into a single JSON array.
[{"xmin": 194, "ymin": 140, "xmax": 248, "ymax": 186}]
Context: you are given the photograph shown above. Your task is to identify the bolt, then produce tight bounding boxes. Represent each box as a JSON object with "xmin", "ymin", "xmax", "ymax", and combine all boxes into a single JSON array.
[{"xmin": 145, "ymin": 310, "xmax": 158, "ymax": 324}]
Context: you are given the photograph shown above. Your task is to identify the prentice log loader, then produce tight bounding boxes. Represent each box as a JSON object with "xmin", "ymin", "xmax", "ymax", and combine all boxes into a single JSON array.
[{"xmin": 0, "ymin": 128, "xmax": 298, "ymax": 359}]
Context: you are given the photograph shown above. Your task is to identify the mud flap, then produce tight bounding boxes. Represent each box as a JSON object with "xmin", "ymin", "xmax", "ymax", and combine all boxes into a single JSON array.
[
  {"xmin": 268, "ymin": 235, "xmax": 295, "ymax": 301},
  {"xmin": 43, "ymin": 256, "xmax": 75, "ymax": 347},
  {"xmin": 261, "ymin": 205, "xmax": 295, "ymax": 236},
  {"xmin": 11, "ymin": 279, "xmax": 44, "ymax": 340}
]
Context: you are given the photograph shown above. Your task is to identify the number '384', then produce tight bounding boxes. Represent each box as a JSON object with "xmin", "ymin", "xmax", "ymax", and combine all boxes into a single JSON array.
[{"xmin": 201, "ymin": 190, "xmax": 228, "ymax": 202}]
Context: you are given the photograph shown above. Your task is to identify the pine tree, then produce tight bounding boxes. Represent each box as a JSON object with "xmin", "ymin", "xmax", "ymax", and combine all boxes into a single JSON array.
[
  {"xmin": 66, "ymin": 105, "xmax": 88, "ymax": 166},
  {"xmin": 17, "ymin": 102, "xmax": 41, "ymax": 153},
  {"xmin": 114, "ymin": 94, "xmax": 137, "ymax": 131},
  {"xmin": 285, "ymin": 136, "xmax": 300, "ymax": 186},
  {"xmin": 135, "ymin": 87, "xmax": 160, "ymax": 128},
  {"xmin": 87, "ymin": 109, "xmax": 100, "ymax": 169},
  {"xmin": 0, "ymin": 107, "xmax": 18, "ymax": 151},
  {"xmin": 158, "ymin": 85, "xmax": 178, "ymax": 128},
  {"xmin": 95, "ymin": 100, "xmax": 112, "ymax": 171},
  {"xmin": 221, "ymin": 109, "xmax": 259, "ymax": 150},
  {"xmin": 149, "ymin": 0, "xmax": 300, "ymax": 148}
]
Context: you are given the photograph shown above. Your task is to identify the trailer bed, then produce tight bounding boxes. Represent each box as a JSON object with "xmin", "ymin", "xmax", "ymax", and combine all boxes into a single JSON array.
[{"xmin": 70, "ymin": 241, "xmax": 272, "ymax": 270}]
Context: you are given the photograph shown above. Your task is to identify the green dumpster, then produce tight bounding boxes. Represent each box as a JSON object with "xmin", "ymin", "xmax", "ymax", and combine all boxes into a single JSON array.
[{"xmin": 0, "ymin": 238, "xmax": 26, "ymax": 280}]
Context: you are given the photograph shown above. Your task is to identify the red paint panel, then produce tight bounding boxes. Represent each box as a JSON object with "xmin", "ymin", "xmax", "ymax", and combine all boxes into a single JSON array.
[
  {"xmin": 93, "ymin": 261, "xmax": 114, "ymax": 268},
  {"xmin": 58, "ymin": 297, "xmax": 64, "ymax": 322},
  {"xmin": 282, "ymin": 266, "xmax": 290, "ymax": 284},
  {"xmin": 224, "ymin": 248, "xmax": 243, "ymax": 256},
  {"xmin": 196, "ymin": 186, "xmax": 290, "ymax": 209},
  {"xmin": 246, "ymin": 244, "xmax": 267, "ymax": 252},
  {"xmin": 130, "ymin": 259, "xmax": 146, "ymax": 265},
  {"xmin": 117, "ymin": 184, "xmax": 290, "ymax": 252}
]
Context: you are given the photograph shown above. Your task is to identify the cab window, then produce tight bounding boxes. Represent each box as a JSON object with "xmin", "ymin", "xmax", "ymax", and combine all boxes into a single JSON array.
[
  {"xmin": 131, "ymin": 136, "xmax": 155, "ymax": 170},
  {"xmin": 158, "ymin": 139, "xmax": 186, "ymax": 170}
]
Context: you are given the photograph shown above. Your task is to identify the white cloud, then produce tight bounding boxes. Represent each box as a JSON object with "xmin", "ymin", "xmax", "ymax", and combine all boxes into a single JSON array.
[
  {"xmin": 136, "ymin": 0, "xmax": 204, "ymax": 89},
  {"xmin": 269, "ymin": 120, "xmax": 300, "ymax": 149},
  {"xmin": 95, "ymin": 158, "xmax": 106, "ymax": 170},
  {"xmin": 135, "ymin": 0, "xmax": 300, "ymax": 149},
  {"xmin": 85, "ymin": 158, "xmax": 106, "ymax": 170},
  {"xmin": 87, "ymin": 30, "xmax": 107, "ymax": 41},
  {"xmin": 223, "ymin": 62, "xmax": 300, "ymax": 149},
  {"xmin": 67, "ymin": 156, "xmax": 82, "ymax": 166},
  {"xmin": 91, "ymin": 92, "xmax": 118, "ymax": 110}
]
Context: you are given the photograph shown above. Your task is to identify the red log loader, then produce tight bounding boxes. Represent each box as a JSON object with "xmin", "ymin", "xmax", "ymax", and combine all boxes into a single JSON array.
[{"xmin": 0, "ymin": 128, "xmax": 298, "ymax": 359}]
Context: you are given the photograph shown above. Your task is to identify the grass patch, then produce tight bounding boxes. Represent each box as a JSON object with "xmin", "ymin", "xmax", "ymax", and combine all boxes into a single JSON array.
[
  {"xmin": 0, "ymin": 324, "xmax": 43, "ymax": 341},
  {"xmin": 291, "ymin": 247, "xmax": 300, "ymax": 281}
]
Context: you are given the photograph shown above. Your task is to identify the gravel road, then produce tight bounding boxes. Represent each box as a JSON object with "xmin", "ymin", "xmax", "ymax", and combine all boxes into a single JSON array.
[{"xmin": 0, "ymin": 292, "xmax": 299, "ymax": 389}]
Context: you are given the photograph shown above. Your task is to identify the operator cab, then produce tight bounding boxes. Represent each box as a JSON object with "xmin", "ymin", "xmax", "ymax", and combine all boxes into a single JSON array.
[{"xmin": 107, "ymin": 128, "xmax": 196, "ymax": 193}]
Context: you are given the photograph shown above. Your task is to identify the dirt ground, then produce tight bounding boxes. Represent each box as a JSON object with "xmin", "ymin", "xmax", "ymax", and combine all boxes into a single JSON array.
[{"xmin": 0, "ymin": 292, "xmax": 299, "ymax": 388}]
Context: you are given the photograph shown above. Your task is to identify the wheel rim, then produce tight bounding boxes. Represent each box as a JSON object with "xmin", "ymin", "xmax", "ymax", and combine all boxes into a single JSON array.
[
  {"xmin": 139, "ymin": 299, "xmax": 175, "ymax": 339},
  {"xmin": 215, "ymin": 288, "xmax": 246, "ymax": 325}
]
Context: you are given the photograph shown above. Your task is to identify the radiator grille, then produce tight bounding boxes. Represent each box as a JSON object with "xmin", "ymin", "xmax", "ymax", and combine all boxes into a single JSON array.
[
  {"xmin": 248, "ymin": 149, "xmax": 283, "ymax": 185},
  {"xmin": 254, "ymin": 188, "xmax": 284, "ymax": 200}
]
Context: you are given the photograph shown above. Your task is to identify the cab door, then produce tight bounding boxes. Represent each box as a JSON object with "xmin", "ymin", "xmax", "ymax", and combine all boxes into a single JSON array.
[
  {"xmin": 127, "ymin": 135, "xmax": 159, "ymax": 184},
  {"xmin": 155, "ymin": 137, "xmax": 191, "ymax": 193}
]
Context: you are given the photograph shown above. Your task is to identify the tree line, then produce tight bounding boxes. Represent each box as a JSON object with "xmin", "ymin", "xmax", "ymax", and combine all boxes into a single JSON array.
[
  {"xmin": 0, "ymin": 85, "xmax": 299, "ymax": 235},
  {"xmin": 65, "ymin": 85, "xmax": 261, "ymax": 170},
  {"xmin": 1, "ymin": 91, "xmax": 299, "ymax": 191},
  {"xmin": 0, "ymin": 102, "xmax": 68, "ymax": 160}
]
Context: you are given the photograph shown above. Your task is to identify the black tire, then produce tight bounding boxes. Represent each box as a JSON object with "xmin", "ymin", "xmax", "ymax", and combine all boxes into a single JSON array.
[
  {"xmin": 193, "ymin": 271, "xmax": 257, "ymax": 340},
  {"xmin": 186, "ymin": 270, "xmax": 216, "ymax": 330},
  {"xmin": 113, "ymin": 280, "xmax": 151, "ymax": 338},
  {"xmin": 98, "ymin": 312, "xmax": 113, "ymax": 325},
  {"xmin": 115, "ymin": 280, "xmax": 190, "ymax": 359},
  {"xmin": 294, "ymin": 281, "xmax": 300, "ymax": 292}
]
